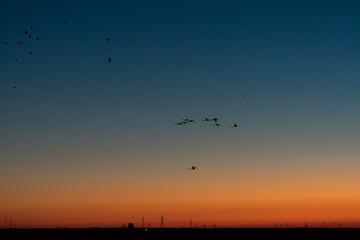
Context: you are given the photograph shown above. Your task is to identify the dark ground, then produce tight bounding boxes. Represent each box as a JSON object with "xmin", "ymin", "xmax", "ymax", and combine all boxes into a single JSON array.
[{"xmin": 1, "ymin": 228, "xmax": 360, "ymax": 240}]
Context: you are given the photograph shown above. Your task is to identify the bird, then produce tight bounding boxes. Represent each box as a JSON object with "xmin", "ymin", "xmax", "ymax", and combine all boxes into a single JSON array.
[
  {"xmin": 212, "ymin": 118, "xmax": 219, "ymax": 123},
  {"xmin": 231, "ymin": 123, "xmax": 238, "ymax": 128},
  {"xmin": 4, "ymin": 42, "xmax": 8, "ymax": 45},
  {"xmin": 3, "ymin": 61, "xmax": 7, "ymax": 64},
  {"xmin": 107, "ymin": 38, "xmax": 111, "ymax": 42},
  {"xmin": 29, "ymin": 52, "xmax": 33, "ymax": 55},
  {"xmin": 213, "ymin": 123, "xmax": 221, "ymax": 127},
  {"xmin": 13, "ymin": 86, "xmax": 16, "ymax": 88},
  {"xmin": 14, "ymin": 59, "xmax": 18, "ymax": 62},
  {"xmin": 36, "ymin": 37, "xmax": 39, "ymax": 40},
  {"xmin": 25, "ymin": 30, "xmax": 28, "ymax": 34},
  {"xmin": 30, "ymin": 26, "xmax": 34, "ymax": 30},
  {"xmin": 108, "ymin": 57, "xmax": 111, "ymax": 63},
  {"xmin": 28, "ymin": 35, "xmax": 32, "ymax": 38},
  {"xmin": 11, "ymin": 54, "xmax": 15, "ymax": 57},
  {"xmin": 182, "ymin": 119, "xmax": 195, "ymax": 123},
  {"xmin": 202, "ymin": 117, "xmax": 210, "ymax": 122},
  {"xmin": 18, "ymin": 41, "xmax": 21, "ymax": 44},
  {"xmin": 174, "ymin": 122, "xmax": 183, "ymax": 126},
  {"xmin": 188, "ymin": 166, "xmax": 198, "ymax": 170},
  {"xmin": 64, "ymin": 21, "xmax": 68, "ymax": 24}
]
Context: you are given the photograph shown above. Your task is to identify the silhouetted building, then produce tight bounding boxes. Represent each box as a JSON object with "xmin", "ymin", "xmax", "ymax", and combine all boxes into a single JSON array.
[{"xmin": 128, "ymin": 223, "xmax": 134, "ymax": 230}]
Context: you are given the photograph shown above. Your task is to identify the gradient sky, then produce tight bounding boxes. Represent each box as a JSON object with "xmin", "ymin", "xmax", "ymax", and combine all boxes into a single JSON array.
[{"xmin": 1, "ymin": 0, "xmax": 360, "ymax": 228}]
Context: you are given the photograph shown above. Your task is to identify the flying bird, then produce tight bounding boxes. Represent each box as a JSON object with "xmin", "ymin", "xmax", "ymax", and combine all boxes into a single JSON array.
[
  {"xmin": 18, "ymin": 41, "xmax": 21, "ymax": 44},
  {"xmin": 3, "ymin": 61, "xmax": 7, "ymax": 64},
  {"xmin": 13, "ymin": 86, "xmax": 16, "ymax": 88},
  {"xmin": 107, "ymin": 38, "xmax": 111, "ymax": 42},
  {"xmin": 28, "ymin": 35, "xmax": 32, "ymax": 38},
  {"xmin": 11, "ymin": 54, "xmax": 15, "ymax": 57},
  {"xmin": 212, "ymin": 118, "xmax": 219, "ymax": 123},
  {"xmin": 64, "ymin": 21, "xmax": 68, "ymax": 24},
  {"xmin": 36, "ymin": 37, "xmax": 39, "ymax": 40},
  {"xmin": 231, "ymin": 123, "xmax": 238, "ymax": 128},
  {"xmin": 213, "ymin": 123, "xmax": 221, "ymax": 127},
  {"xmin": 182, "ymin": 118, "xmax": 196, "ymax": 123},
  {"xmin": 4, "ymin": 42, "xmax": 8, "ymax": 45},
  {"xmin": 108, "ymin": 57, "xmax": 111, "ymax": 63},
  {"xmin": 30, "ymin": 26, "xmax": 34, "ymax": 30},
  {"xmin": 188, "ymin": 166, "xmax": 198, "ymax": 170},
  {"xmin": 174, "ymin": 122, "xmax": 183, "ymax": 126},
  {"xmin": 202, "ymin": 117, "xmax": 210, "ymax": 122},
  {"xmin": 29, "ymin": 52, "xmax": 33, "ymax": 55},
  {"xmin": 25, "ymin": 30, "xmax": 28, "ymax": 34}
]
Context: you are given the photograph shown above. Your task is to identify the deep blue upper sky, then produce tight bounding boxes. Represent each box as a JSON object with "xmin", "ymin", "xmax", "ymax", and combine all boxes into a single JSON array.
[{"xmin": 1, "ymin": 0, "xmax": 360, "ymax": 186}]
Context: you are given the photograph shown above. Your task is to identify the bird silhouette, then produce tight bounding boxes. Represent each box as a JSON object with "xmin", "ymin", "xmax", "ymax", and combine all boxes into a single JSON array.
[
  {"xmin": 3, "ymin": 61, "xmax": 7, "ymax": 64},
  {"xmin": 4, "ymin": 42, "xmax": 8, "ymax": 45},
  {"xmin": 36, "ymin": 37, "xmax": 39, "ymax": 40},
  {"xmin": 14, "ymin": 59, "xmax": 18, "ymax": 62},
  {"xmin": 203, "ymin": 117, "xmax": 210, "ymax": 122},
  {"xmin": 13, "ymin": 86, "xmax": 16, "ymax": 88},
  {"xmin": 29, "ymin": 52, "xmax": 33, "ymax": 55},
  {"xmin": 30, "ymin": 26, "xmax": 34, "ymax": 30},
  {"xmin": 28, "ymin": 35, "xmax": 32, "ymax": 38},
  {"xmin": 18, "ymin": 41, "xmax": 21, "ymax": 44},
  {"xmin": 213, "ymin": 123, "xmax": 221, "ymax": 127},
  {"xmin": 12, "ymin": 54, "xmax": 15, "ymax": 57},
  {"xmin": 25, "ymin": 30, "xmax": 28, "ymax": 34},
  {"xmin": 212, "ymin": 118, "xmax": 219, "ymax": 123},
  {"xmin": 108, "ymin": 57, "xmax": 111, "ymax": 63},
  {"xmin": 107, "ymin": 38, "xmax": 111, "ymax": 42},
  {"xmin": 64, "ymin": 21, "xmax": 68, "ymax": 24},
  {"xmin": 188, "ymin": 166, "xmax": 198, "ymax": 170},
  {"xmin": 231, "ymin": 123, "xmax": 238, "ymax": 128},
  {"xmin": 174, "ymin": 122, "xmax": 183, "ymax": 126}
]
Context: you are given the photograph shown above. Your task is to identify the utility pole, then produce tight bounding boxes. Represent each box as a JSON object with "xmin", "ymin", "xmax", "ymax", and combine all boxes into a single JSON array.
[
  {"xmin": 9, "ymin": 218, "xmax": 12, "ymax": 228},
  {"xmin": 190, "ymin": 219, "xmax": 192, "ymax": 228},
  {"xmin": 29, "ymin": 221, "xmax": 32, "ymax": 229},
  {"xmin": 142, "ymin": 217, "xmax": 145, "ymax": 228},
  {"xmin": 160, "ymin": 214, "xmax": 164, "ymax": 228},
  {"xmin": 4, "ymin": 218, "xmax": 7, "ymax": 229}
]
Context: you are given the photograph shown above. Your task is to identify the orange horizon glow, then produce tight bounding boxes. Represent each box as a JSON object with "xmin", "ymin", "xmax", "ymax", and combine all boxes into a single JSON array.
[
  {"xmin": 2, "ymin": 197, "xmax": 360, "ymax": 228},
  {"xmin": 2, "ymin": 157, "xmax": 360, "ymax": 228}
]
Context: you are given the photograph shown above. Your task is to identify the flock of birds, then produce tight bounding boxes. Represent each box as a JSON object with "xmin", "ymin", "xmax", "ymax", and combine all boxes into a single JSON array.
[
  {"xmin": 177, "ymin": 117, "xmax": 239, "ymax": 171},
  {"xmin": 1, "ymin": 22, "xmax": 237, "ymax": 172},
  {"xmin": 1, "ymin": 21, "xmax": 113, "ymax": 88},
  {"xmin": 175, "ymin": 117, "xmax": 238, "ymax": 128},
  {"xmin": 1, "ymin": 25, "xmax": 39, "ymax": 73}
]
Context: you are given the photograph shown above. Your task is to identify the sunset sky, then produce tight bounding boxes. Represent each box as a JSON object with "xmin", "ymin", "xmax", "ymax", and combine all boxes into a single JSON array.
[{"xmin": 1, "ymin": 0, "xmax": 360, "ymax": 228}]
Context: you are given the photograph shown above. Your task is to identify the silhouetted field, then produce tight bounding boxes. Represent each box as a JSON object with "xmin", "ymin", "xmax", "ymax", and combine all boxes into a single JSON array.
[{"xmin": 1, "ymin": 228, "xmax": 360, "ymax": 240}]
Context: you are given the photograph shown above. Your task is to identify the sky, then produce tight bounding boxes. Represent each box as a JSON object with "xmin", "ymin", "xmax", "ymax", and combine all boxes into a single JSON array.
[{"xmin": 1, "ymin": 0, "xmax": 360, "ymax": 228}]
